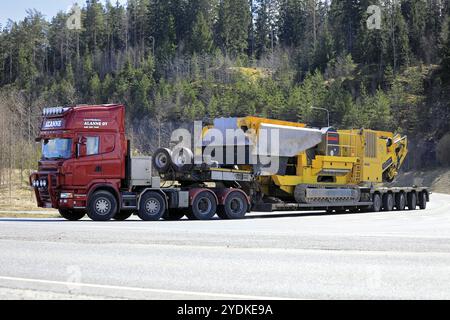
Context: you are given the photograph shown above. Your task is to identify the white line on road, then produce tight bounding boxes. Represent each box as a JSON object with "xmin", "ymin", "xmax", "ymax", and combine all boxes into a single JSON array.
[{"xmin": 0, "ymin": 276, "xmax": 290, "ymax": 300}]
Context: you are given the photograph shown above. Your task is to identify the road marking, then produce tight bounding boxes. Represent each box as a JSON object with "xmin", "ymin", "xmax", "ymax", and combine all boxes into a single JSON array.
[{"xmin": 0, "ymin": 276, "xmax": 290, "ymax": 300}]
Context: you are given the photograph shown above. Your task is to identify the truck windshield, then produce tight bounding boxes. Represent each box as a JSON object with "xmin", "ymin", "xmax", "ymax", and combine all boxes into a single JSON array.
[{"xmin": 42, "ymin": 139, "xmax": 72, "ymax": 160}]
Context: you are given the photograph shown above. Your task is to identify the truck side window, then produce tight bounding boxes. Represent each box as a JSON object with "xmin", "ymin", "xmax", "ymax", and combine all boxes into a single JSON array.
[{"xmin": 86, "ymin": 137, "xmax": 100, "ymax": 156}]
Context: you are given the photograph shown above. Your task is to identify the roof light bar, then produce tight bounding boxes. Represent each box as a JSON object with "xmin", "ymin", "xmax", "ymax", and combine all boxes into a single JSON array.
[{"xmin": 42, "ymin": 107, "xmax": 70, "ymax": 117}]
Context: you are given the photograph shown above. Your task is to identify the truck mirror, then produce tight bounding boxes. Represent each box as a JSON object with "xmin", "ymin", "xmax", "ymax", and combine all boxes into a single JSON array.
[{"xmin": 78, "ymin": 137, "xmax": 87, "ymax": 145}]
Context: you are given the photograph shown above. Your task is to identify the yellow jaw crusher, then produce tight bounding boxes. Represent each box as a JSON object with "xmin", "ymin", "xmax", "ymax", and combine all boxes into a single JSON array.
[{"xmin": 198, "ymin": 116, "xmax": 426, "ymax": 212}]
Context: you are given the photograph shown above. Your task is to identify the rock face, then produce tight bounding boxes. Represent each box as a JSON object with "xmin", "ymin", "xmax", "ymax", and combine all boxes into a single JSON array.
[{"xmin": 388, "ymin": 168, "xmax": 450, "ymax": 195}]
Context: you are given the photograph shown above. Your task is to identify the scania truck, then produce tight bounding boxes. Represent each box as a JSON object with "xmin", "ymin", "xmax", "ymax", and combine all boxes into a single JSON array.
[{"xmin": 30, "ymin": 104, "xmax": 429, "ymax": 221}]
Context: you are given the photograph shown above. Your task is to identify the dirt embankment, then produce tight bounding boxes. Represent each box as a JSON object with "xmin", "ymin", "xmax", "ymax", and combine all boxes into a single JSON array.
[{"xmin": 392, "ymin": 168, "xmax": 450, "ymax": 194}]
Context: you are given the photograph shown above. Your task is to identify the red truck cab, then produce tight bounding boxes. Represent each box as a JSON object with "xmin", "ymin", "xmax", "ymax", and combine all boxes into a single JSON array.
[
  {"xmin": 30, "ymin": 104, "xmax": 244, "ymax": 222},
  {"xmin": 30, "ymin": 104, "xmax": 128, "ymax": 220}
]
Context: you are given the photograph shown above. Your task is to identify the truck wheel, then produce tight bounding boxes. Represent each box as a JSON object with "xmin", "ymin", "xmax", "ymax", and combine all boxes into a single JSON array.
[
  {"xmin": 395, "ymin": 193, "xmax": 406, "ymax": 211},
  {"xmin": 162, "ymin": 209, "xmax": 186, "ymax": 221},
  {"xmin": 59, "ymin": 209, "xmax": 85, "ymax": 221},
  {"xmin": 418, "ymin": 192, "xmax": 427, "ymax": 210},
  {"xmin": 113, "ymin": 211, "xmax": 133, "ymax": 221},
  {"xmin": 171, "ymin": 147, "xmax": 194, "ymax": 172},
  {"xmin": 153, "ymin": 148, "xmax": 172, "ymax": 174},
  {"xmin": 138, "ymin": 192, "xmax": 166, "ymax": 221},
  {"xmin": 371, "ymin": 193, "xmax": 382, "ymax": 212},
  {"xmin": 217, "ymin": 192, "xmax": 249, "ymax": 220},
  {"xmin": 87, "ymin": 191, "xmax": 118, "ymax": 221},
  {"xmin": 407, "ymin": 192, "xmax": 417, "ymax": 210},
  {"xmin": 187, "ymin": 191, "xmax": 217, "ymax": 220},
  {"xmin": 382, "ymin": 193, "xmax": 394, "ymax": 211}
]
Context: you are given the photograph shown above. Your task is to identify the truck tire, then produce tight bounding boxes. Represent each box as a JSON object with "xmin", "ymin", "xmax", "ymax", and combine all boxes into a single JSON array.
[
  {"xmin": 153, "ymin": 148, "xmax": 172, "ymax": 174},
  {"xmin": 382, "ymin": 193, "xmax": 394, "ymax": 211},
  {"xmin": 187, "ymin": 191, "xmax": 217, "ymax": 220},
  {"xmin": 138, "ymin": 192, "xmax": 166, "ymax": 221},
  {"xmin": 407, "ymin": 192, "xmax": 417, "ymax": 210},
  {"xmin": 217, "ymin": 192, "xmax": 249, "ymax": 220},
  {"xmin": 418, "ymin": 192, "xmax": 427, "ymax": 210},
  {"xmin": 162, "ymin": 209, "xmax": 186, "ymax": 221},
  {"xmin": 395, "ymin": 193, "xmax": 406, "ymax": 211},
  {"xmin": 113, "ymin": 211, "xmax": 133, "ymax": 221},
  {"xmin": 371, "ymin": 193, "xmax": 382, "ymax": 212},
  {"xmin": 59, "ymin": 209, "xmax": 85, "ymax": 221},
  {"xmin": 171, "ymin": 147, "xmax": 194, "ymax": 172},
  {"xmin": 87, "ymin": 191, "xmax": 118, "ymax": 221}
]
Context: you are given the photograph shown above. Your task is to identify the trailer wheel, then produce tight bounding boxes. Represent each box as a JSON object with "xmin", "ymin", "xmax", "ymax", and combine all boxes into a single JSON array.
[
  {"xmin": 113, "ymin": 211, "xmax": 133, "ymax": 221},
  {"xmin": 59, "ymin": 209, "xmax": 85, "ymax": 221},
  {"xmin": 171, "ymin": 147, "xmax": 194, "ymax": 172},
  {"xmin": 162, "ymin": 209, "xmax": 186, "ymax": 221},
  {"xmin": 418, "ymin": 192, "xmax": 427, "ymax": 210},
  {"xmin": 371, "ymin": 193, "xmax": 382, "ymax": 212},
  {"xmin": 138, "ymin": 192, "xmax": 166, "ymax": 221},
  {"xmin": 395, "ymin": 193, "xmax": 406, "ymax": 211},
  {"xmin": 87, "ymin": 191, "xmax": 118, "ymax": 221},
  {"xmin": 217, "ymin": 192, "xmax": 249, "ymax": 220},
  {"xmin": 187, "ymin": 191, "xmax": 217, "ymax": 220},
  {"xmin": 382, "ymin": 193, "xmax": 395, "ymax": 212},
  {"xmin": 153, "ymin": 148, "xmax": 172, "ymax": 173},
  {"xmin": 407, "ymin": 192, "xmax": 417, "ymax": 210}
]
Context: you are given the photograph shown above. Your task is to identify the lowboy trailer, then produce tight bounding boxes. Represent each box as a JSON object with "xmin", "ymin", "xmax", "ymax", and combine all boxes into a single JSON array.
[{"xmin": 30, "ymin": 104, "xmax": 429, "ymax": 221}]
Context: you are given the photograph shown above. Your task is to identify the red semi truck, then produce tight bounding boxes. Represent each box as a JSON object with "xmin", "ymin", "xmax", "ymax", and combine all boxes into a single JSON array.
[
  {"xmin": 30, "ymin": 104, "xmax": 429, "ymax": 221},
  {"xmin": 30, "ymin": 104, "xmax": 253, "ymax": 221}
]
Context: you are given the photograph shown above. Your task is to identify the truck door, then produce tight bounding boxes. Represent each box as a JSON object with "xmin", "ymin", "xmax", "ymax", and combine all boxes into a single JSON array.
[
  {"xmin": 72, "ymin": 135, "xmax": 103, "ymax": 186},
  {"xmin": 99, "ymin": 134, "xmax": 123, "ymax": 180}
]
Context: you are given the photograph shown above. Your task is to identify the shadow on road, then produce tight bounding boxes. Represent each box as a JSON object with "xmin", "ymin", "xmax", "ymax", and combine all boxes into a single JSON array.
[
  {"xmin": 0, "ymin": 218, "xmax": 64, "ymax": 223},
  {"xmin": 0, "ymin": 209, "xmax": 379, "ymax": 223}
]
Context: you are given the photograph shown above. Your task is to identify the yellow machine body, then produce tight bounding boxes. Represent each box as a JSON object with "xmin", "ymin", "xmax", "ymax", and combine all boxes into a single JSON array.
[{"xmin": 219, "ymin": 117, "xmax": 409, "ymax": 198}]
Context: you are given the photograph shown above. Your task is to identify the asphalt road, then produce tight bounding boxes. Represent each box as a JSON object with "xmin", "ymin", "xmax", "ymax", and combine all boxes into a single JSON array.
[{"xmin": 1, "ymin": 193, "xmax": 450, "ymax": 300}]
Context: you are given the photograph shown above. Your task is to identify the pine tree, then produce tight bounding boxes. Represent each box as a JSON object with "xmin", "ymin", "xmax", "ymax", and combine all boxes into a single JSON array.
[
  {"xmin": 328, "ymin": 0, "xmax": 362, "ymax": 56},
  {"xmin": 89, "ymin": 73, "xmax": 101, "ymax": 103},
  {"xmin": 442, "ymin": 18, "xmax": 450, "ymax": 81},
  {"xmin": 148, "ymin": 0, "xmax": 177, "ymax": 58},
  {"xmin": 217, "ymin": 0, "xmax": 252, "ymax": 57},
  {"xmin": 190, "ymin": 12, "xmax": 214, "ymax": 55},
  {"xmin": 84, "ymin": 0, "xmax": 106, "ymax": 54},
  {"xmin": 385, "ymin": 1, "xmax": 411, "ymax": 71},
  {"xmin": 255, "ymin": 0, "xmax": 271, "ymax": 58},
  {"xmin": 279, "ymin": 0, "xmax": 307, "ymax": 48}
]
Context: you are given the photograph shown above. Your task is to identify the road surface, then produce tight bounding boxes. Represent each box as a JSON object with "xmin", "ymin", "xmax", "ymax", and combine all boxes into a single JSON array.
[{"xmin": 0, "ymin": 193, "xmax": 450, "ymax": 300}]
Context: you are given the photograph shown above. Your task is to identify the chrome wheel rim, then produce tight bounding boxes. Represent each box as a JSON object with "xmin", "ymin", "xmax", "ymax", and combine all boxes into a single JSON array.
[
  {"xmin": 95, "ymin": 198, "xmax": 110, "ymax": 215},
  {"xmin": 145, "ymin": 198, "xmax": 160, "ymax": 215}
]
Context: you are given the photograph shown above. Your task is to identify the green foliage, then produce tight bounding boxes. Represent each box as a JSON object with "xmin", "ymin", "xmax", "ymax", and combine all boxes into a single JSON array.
[
  {"xmin": 217, "ymin": 0, "xmax": 251, "ymax": 57},
  {"xmin": 0, "ymin": 0, "xmax": 448, "ymax": 157},
  {"xmin": 190, "ymin": 12, "xmax": 214, "ymax": 55}
]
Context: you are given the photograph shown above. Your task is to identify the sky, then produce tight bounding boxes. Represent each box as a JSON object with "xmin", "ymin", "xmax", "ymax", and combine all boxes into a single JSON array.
[{"xmin": 0, "ymin": 0, "xmax": 128, "ymax": 27}]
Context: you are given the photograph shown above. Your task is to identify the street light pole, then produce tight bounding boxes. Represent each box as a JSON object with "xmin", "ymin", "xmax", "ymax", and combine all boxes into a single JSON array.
[{"xmin": 311, "ymin": 107, "xmax": 330, "ymax": 128}]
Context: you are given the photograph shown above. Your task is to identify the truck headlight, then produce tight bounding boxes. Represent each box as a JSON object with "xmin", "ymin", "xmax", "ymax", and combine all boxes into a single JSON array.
[{"xmin": 60, "ymin": 193, "xmax": 73, "ymax": 199}]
